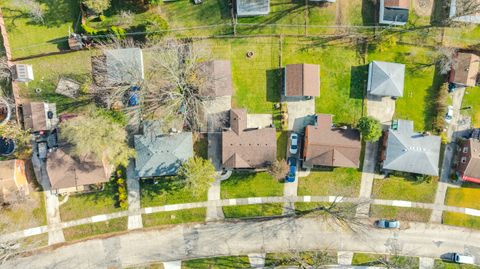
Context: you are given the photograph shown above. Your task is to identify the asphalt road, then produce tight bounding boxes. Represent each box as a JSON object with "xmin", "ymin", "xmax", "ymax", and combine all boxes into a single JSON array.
[{"xmin": 4, "ymin": 217, "xmax": 480, "ymax": 269}]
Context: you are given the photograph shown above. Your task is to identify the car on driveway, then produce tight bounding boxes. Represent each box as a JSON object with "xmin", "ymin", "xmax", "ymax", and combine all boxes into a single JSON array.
[
  {"xmin": 375, "ymin": 219, "xmax": 400, "ymax": 229},
  {"xmin": 445, "ymin": 106, "xmax": 454, "ymax": 123},
  {"xmin": 289, "ymin": 133, "xmax": 298, "ymax": 155},
  {"xmin": 286, "ymin": 157, "xmax": 297, "ymax": 183}
]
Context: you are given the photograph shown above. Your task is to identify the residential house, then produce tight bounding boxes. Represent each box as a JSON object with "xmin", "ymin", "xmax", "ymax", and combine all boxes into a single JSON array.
[
  {"xmin": 92, "ymin": 48, "xmax": 144, "ymax": 86},
  {"xmin": 449, "ymin": 0, "xmax": 480, "ymax": 24},
  {"xmin": 0, "ymin": 159, "xmax": 29, "ymax": 204},
  {"xmin": 379, "ymin": 0, "xmax": 410, "ymax": 25},
  {"xmin": 303, "ymin": 114, "xmax": 361, "ymax": 169},
  {"xmin": 222, "ymin": 109, "xmax": 276, "ymax": 169},
  {"xmin": 134, "ymin": 121, "xmax": 193, "ymax": 178},
  {"xmin": 367, "ymin": 61, "xmax": 405, "ymax": 98},
  {"xmin": 455, "ymin": 138, "xmax": 480, "ymax": 183},
  {"xmin": 381, "ymin": 120, "xmax": 441, "ymax": 176},
  {"xmin": 236, "ymin": 0, "xmax": 270, "ymax": 17},
  {"xmin": 13, "ymin": 64, "xmax": 34, "ymax": 83},
  {"xmin": 199, "ymin": 60, "xmax": 233, "ymax": 97},
  {"xmin": 22, "ymin": 102, "xmax": 58, "ymax": 133},
  {"xmin": 449, "ymin": 52, "xmax": 480, "ymax": 87},
  {"xmin": 46, "ymin": 145, "xmax": 112, "ymax": 194},
  {"xmin": 284, "ymin": 64, "xmax": 320, "ymax": 97}
]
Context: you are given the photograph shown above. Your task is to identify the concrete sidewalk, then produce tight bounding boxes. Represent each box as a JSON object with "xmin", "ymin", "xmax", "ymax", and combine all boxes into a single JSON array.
[{"xmin": 127, "ymin": 161, "xmax": 143, "ymax": 230}]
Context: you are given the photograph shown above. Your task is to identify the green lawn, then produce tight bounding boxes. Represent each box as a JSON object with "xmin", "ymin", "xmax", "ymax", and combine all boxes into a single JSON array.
[
  {"xmin": 445, "ymin": 185, "xmax": 480, "ymax": 210},
  {"xmin": 462, "ymin": 87, "xmax": 480, "ymax": 128},
  {"xmin": 223, "ymin": 203, "xmax": 283, "ymax": 218},
  {"xmin": 276, "ymin": 131, "xmax": 288, "ymax": 160},
  {"xmin": 265, "ymin": 251, "xmax": 337, "ymax": 267},
  {"xmin": 434, "ymin": 259, "xmax": 480, "ymax": 269},
  {"xmin": 142, "ymin": 208, "xmax": 206, "ymax": 228},
  {"xmin": 63, "ymin": 217, "xmax": 128, "ymax": 241},
  {"xmin": 372, "ymin": 175, "xmax": 438, "ymax": 203},
  {"xmin": 141, "ymin": 177, "xmax": 208, "ymax": 208},
  {"xmin": 193, "ymin": 133, "xmax": 208, "ymax": 159},
  {"xmin": 444, "ymin": 25, "xmax": 480, "ymax": 48},
  {"xmin": 297, "ymin": 168, "xmax": 362, "ymax": 197},
  {"xmin": 352, "ymin": 253, "xmax": 418, "ymax": 268},
  {"xmin": 220, "ymin": 172, "xmax": 283, "ymax": 199},
  {"xmin": 59, "ymin": 180, "xmax": 122, "ymax": 221},
  {"xmin": 369, "ymin": 205, "xmax": 432, "ymax": 222},
  {"xmin": 182, "ymin": 256, "xmax": 251, "ymax": 269},
  {"xmin": 0, "ymin": 190, "xmax": 47, "ymax": 233},
  {"xmin": 282, "ymin": 37, "xmax": 364, "ymax": 125},
  {"xmin": 368, "ymin": 45, "xmax": 439, "ymax": 131},
  {"xmin": 443, "ymin": 212, "xmax": 480, "ymax": 230},
  {"xmin": 0, "ymin": 0, "xmax": 79, "ymax": 58}
]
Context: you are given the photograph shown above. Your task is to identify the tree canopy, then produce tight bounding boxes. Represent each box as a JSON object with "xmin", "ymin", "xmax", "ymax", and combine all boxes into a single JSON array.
[
  {"xmin": 83, "ymin": 0, "xmax": 110, "ymax": 14},
  {"xmin": 178, "ymin": 157, "xmax": 216, "ymax": 197},
  {"xmin": 357, "ymin": 116, "xmax": 382, "ymax": 142}
]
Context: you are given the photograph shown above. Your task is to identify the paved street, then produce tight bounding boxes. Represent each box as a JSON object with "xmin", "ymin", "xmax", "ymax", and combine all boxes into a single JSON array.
[{"xmin": 4, "ymin": 217, "xmax": 480, "ymax": 269}]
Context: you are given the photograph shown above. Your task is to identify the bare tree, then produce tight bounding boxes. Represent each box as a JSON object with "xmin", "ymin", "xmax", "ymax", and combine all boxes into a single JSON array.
[
  {"xmin": 0, "ymin": 56, "xmax": 12, "ymax": 83},
  {"xmin": 267, "ymin": 249, "xmax": 337, "ymax": 268},
  {"xmin": 436, "ymin": 46, "xmax": 458, "ymax": 75},
  {"xmin": 14, "ymin": 0, "xmax": 44, "ymax": 24},
  {"xmin": 268, "ymin": 159, "xmax": 289, "ymax": 180},
  {"xmin": 0, "ymin": 240, "xmax": 20, "ymax": 264}
]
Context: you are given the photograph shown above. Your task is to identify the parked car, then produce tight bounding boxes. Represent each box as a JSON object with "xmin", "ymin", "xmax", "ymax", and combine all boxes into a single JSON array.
[
  {"xmin": 449, "ymin": 253, "xmax": 475, "ymax": 265},
  {"xmin": 37, "ymin": 141, "xmax": 48, "ymax": 160},
  {"xmin": 126, "ymin": 86, "xmax": 140, "ymax": 107},
  {"xmin": 286, "ymin": 157, "xmax": 297, "ymax": 183},
  {"xmin": 375, "ymin": 219, "xmax": 400, "ymax": 229},
  {"xmin": 289, "ymin": 133, "xmax": 298, "ymax": 154},
  {"xmin": 445, "ymin": 106, "xmax": 454, "ymax": 123}
]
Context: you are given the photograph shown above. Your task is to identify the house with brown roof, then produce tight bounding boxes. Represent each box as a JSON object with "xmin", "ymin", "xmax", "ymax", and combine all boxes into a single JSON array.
[
  {"xmin": 199, "ymin": 60, "xmax": 233, "ymax": 97},
  {"xmin": 0, "ymin": 159, "xmax": 30, "ymax": 204},
  {"xmin": 22, "ymin": 102, "xmax": 58, "ymax": 133},
  {"xmin": 222, "ymin": 109, "xmax": 276, "ymax": 169},
  {"xmin": 449, "ymin": 52, "xmax": 480, "ymax": 87},
  {"xmin": 283, "ymin": 64, "xmax": 320, "ymax": 97},
  {"xmin": 455, "ymin": 138, "xmax": 480, "ymax": 184},
  {"xmin": 303, "ymin": 114, "xmax": 361, "ymax": 169},
  {"xmin": 380, "ymin": 0, "xmax": 409, "ymax": 25},
  {"xmin": 46, "ymin": 145, "xmax": 112, "ymax": 194}
]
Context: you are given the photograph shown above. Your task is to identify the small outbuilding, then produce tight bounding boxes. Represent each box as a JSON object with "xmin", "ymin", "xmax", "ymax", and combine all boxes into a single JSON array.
[
  {"xmin": 379, "ymin": 0, "xmax": 410, "ymax": 25},
  {"xmin": 13, "ymin": 64, "xmax": 34, "ymax": 83},
  {"xmin": 236, "ymin": 0, "xmax": 270, "ymax": 17},
  {"xmin": 22, "ymin": 102, "xmax": 59, "ymax": 133},
  {"xmin": 284, "ymin": 64, "xmax": 320, "ymax": 97},
  {"xmin": 198, "ymin": 60, "xmax": 233, "ymax": 97},
  {"xmin": 92, "ymin": 48, "xmax": 144, "ymax": 86},
  {"xmin": 367, "ymin": 61, "xmax": 405, "ymax": 98}
]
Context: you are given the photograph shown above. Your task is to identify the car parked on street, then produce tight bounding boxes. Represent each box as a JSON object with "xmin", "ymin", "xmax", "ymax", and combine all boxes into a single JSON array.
[
  {"xmin": 448, "ymin": 253, "xmax": 475, "ymax": 265},
  {"xmin": 374, "ymin": 219, "xmax": 400, "ymax": 229},
  {"xmin": 289, "ymin": 133, "xmax": 298, "ymax": 155},
  {"xmin": 286, "ymin": 157, "xmax": 297, "ymax": 183},
  {"xmin": 445, "ymin": 105, "xmax": 454, "ymax": 123}
]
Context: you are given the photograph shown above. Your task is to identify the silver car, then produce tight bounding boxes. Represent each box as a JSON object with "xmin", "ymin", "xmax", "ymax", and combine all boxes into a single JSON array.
[
  {"xmin": 290, "ymin": 133, "xmax": 298, "ymax": 154},
  {"xmin": 375, "ymin": 219, "xmax": 400, "ymax": 229}
]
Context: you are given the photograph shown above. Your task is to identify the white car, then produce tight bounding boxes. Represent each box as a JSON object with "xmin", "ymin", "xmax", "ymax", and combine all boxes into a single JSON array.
[
  {"xmin": 290, "ymin": 133, "xmax": 298, "ymax": 155},
  {"xmin": 445, "ymin": 106, "xmax": 454, "ymax": 123},
  {"xmin": 450, "ymin": 253, "xmax": 475, "ymax": 265}
]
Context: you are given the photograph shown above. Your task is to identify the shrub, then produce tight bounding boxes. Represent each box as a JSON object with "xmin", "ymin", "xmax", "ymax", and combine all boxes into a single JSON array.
[
  {"xmin": 269, "ymin": 159, "xmax": 289, "ymax": 180},
  {"xmin": 433, "ymin": 83, "xmax": 449, "ymax": 133},
  {"xmin": 81, "ymin": 24, "xmax": 98, "ymax": 35},
  {"xmin": 99, "ymin": 14, "xmax": 106, "ymax": 21},
  {"xmin": 109, "ymin": 26, "xmax": 126, "ymax": 39},
  {"xmin": 357, "ymin": 116, "xmax": 382, "ymax": 142},
  {"xmin": 145, "ymin": 15, "xmax": 169, "ymax": 41}
]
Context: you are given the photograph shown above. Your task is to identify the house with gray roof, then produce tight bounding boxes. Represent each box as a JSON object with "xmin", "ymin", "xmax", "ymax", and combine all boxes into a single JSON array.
[
  {"xmin": 367, "ymin": 61, "xmax": 405, "ymax": 98},
  {"xmin": 134, "ymin": 121, "xmax": 193, "ymax": 178},
  {"xmin": 381, "ymin": 120, "xmax": 441, "ymax": 176},
  {"xmin": 92, "ymin": 48, "xmax": 144, "ymax": 87},
  {"xmin": 236, "ymin": 0, "xmax": 270, "ymax": 17}
]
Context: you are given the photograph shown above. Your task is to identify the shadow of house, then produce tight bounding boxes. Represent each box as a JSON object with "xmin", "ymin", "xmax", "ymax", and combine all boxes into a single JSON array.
[
  {"xmin": 430, "ymin": 0, "xmax": 450, "ymax": 25},
  {"xmin": 266, "ymin": 69, "xmax": 282, "ymax": 103},
  {"xmin": 362, "ymin": 0, "xmax": 377, "ymax": 25},
  {"xmin": 349, "ymin": 65, "xmax": 368, "ymax": 100}
]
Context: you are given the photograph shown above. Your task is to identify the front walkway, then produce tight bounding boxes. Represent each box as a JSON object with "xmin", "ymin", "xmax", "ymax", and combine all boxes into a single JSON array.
[
  {"xmin": 206, "ymin": 178, "xmax": 224, "ymax": 221},
  {"xmin": 127, "ymin": 161, "xmax": 143, "ymax": 230},
  {"xmin": 356, "ymin": 142, "xmax": 378, "ymax": 217}
]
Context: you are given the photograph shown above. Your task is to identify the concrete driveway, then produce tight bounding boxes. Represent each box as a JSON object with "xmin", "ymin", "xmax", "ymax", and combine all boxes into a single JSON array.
[
  {"xmin": 283, "ymin": 96, "xmax": 315, "ymax": 133},
  {"xmin": 4, "ymin": 218, "xmax": 480, "ymax": 269},
  {"xmin": 366, "ymin": 94, "xmax": 395, "ymax": 125},
  {"xmin": 247, "ymin": 114, "xmax": 273, "ymax": 128}
]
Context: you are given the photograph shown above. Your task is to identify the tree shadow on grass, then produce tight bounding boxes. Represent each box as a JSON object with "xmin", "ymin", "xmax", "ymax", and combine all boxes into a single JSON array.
[
  {"xmin": 423, "ymin": 65, "xmax": 446, "ymax": 132},
  {"xmin": 350, "ymin": 65, "xmax": 368, "ymax": 100},
  {"xmin": 36, "ymin": 0, "xmax": 80, "ymax": 28},
  {"xmin": 266, "ymin": 69, "xmax": 282, "ymax": 103}
]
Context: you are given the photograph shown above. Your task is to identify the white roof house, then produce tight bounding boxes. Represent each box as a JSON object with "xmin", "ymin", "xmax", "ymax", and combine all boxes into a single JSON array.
[
  {"xmin": 367, "ymin": 61, "xmax": 405, "ymax": 98},
  {"xmin": 13, "ymin": 64, "xmax": 34, "ymax": 83}
]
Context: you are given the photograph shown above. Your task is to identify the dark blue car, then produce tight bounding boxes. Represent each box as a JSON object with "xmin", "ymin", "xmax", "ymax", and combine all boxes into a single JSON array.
[
  {"xmin": 127, "ymin": 86, "xmax": 140, "ymax": 107},
  {"xmin": 286, "ymin": 157, "xmax": 297, "ymax": 183}
]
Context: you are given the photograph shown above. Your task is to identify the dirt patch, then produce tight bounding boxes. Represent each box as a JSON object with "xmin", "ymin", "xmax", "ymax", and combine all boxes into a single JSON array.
[{"xmin": 414, "ymin": 0, "xmax": 434, "ymax": 17}]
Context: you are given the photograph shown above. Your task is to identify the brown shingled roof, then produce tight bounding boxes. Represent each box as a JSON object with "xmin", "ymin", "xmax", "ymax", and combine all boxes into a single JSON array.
[
  {"xmin": 384, "ymin": 0, "xmax": 409, "ymax": 8},
  {"xmin": 46, "ymin": 145, "xmax": 112, "ymax": 190},
  {"xmin": 22, "ymin": 102, "xmax": 58, "ymax": 132},
  {"xmin": 457, "ymin": 138, "xmax": 480, "ymax": 181},
  {"xmin": 199, "ymin": 60, "xmax": 233, "ymax": 97},
  {"xmin": 303, "ymin": 114, "xmax": 361, "ymax": 168},
  {"xmin": 285, "ymin": 64, "xmax": 320, "ymax": 97},
  {"xmin": 449, "ymin": 53, "xmax": 480, "ymax": 87},
  {"xmin": 222, "ymin": 109, "xmax": 276, "ymax": 169}
]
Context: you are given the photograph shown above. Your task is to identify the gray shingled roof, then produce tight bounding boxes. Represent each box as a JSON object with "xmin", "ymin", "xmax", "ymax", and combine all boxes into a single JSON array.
[
  {"xmin": 105, "ymin": 48, "xmax": 144, "ymax": 85},
  {"xmin": 236, "ymin": 0, "xmax": 270, "ymax": 16},
  {"xmin": 367, "ymin": 61, "xmax": 405, "ymax": 97},
  {"xmin": 134, "ymin": 121, "xmax": 193, "ymax": 178},
  {"xmin": 383, "ymin": 120, "xmax": 441, "ymax": 176}
]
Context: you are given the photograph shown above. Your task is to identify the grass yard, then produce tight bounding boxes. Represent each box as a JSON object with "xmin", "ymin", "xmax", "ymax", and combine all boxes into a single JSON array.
[
  {"xmin": 282, "ymin": 37, "xmax": 365, "ymax": 125},
  {"xmin": 368, "ymin": 44, "xmax": 439, "ymax": 131},
  {"xmin": 59, "ymin": 180, "xmax": 122, "ymax": 221},
  {"xmin": 369, "ymin": 205, "xmax": 432, "ymax": 223},
  {"xmin": 372, "ymin": 175, "xmax": 438, "ymax": 203},
  {"xmin": 0, "ymin": 190, "xmax": 47, "ymax": 233},
  {"xmin": 142, "ymin": 208, "xmax": 206, "ymax": 228},
  {"xmin": 297, "ymin": 168, "xmax": 362, "ymax": 197},
  {"xmin": 445, "ymin": 185, "xmax": 480, "ymax": 210},
  {"xmin": 462, "ymin": 87, "xmax": 480, "ymax": 128},
  {"xmin": 434, "ymin": 259, "xmax": 480, "ymax": 269},
  {"xmin": 220, "ymin": 172, "xmax": 283, "ymax": 199},
  {"xmin": 352, "ymin": 253, "xmax": 419, "ymax": 267},
  {"xmin": 141, "ymin": 177, "xmax": 208, "ymax": 208},
  {"xmin": 265, "ymin": 251, "xmax": 337, "ymax": 267},
  {"xmin": 276, "ymin": 131, "xmax": 288, "ymax": 160},
  {"xmin": 444, "ymin": 25, "xmax": 480, "ymax": 48},
  {"xmin": 0, "ymin": 0, "xmax": 80, "ymax": 58},
  {"xmin": 193, "ymin": 133, "xmax": 208, "ymax": 159},
  {"xmin": 182, "ymin": 256, "xmax": 251, "ymax": 269},
  {"xmin": 223, "ymin": 203, "xmax": 283, "ymax": 218},
  {"xmin": 63, "ymin": 217, "xmax": 128, "ymax": 241},
  {"xmin": 18, "ymin": 50, "xmax": 94, "ymax": 112},
  {"xmin": 19, "ymin": 234, "xmax": 48, "ymax": 251},
  {"xmin": 443, "ymin": 212, "xmax": 480, "ymax": 230}
]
